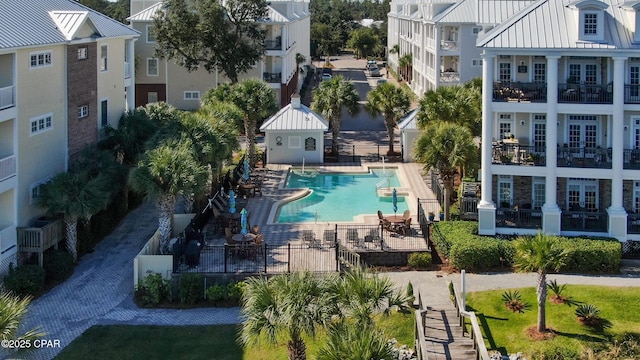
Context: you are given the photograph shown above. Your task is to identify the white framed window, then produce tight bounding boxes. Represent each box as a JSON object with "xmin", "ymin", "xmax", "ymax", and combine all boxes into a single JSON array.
[
  {"xmin": 30, "ymin": 113, "xmax": 53, "ymax": 135},
  {"xmin": 30, "ymin": 177, "xmax": 52, "ymax": 203},
  {"xmin": 499, "ymin": 62, "xmax": 511, "ymax": 82},
  {"xmin": 472, "ymin": 59, "xmax": 482, "ymax": 67},
  {"xmin": 100, "ymin": 99, "xmax": 108, "ymax": 128},
  {"xmin": 532, "ymin": 177, "xmax": 546, "ymax": 210},
  {"xmin": 498, "ymin": 114, "xmax": 513, "ymax": 139},
  {"xmin": 472, "ymin": 27, "xmax": 482, "ymax": 35},
  {"xmin": 78, "ymin": 105, "xmax": 88, "ymax": 118},
  {"xmin": 146, "ymin": 25, "xmax": 155, "ymax": 43},
  {"xmin": 532, "ymin": 115, "xmax": 546, "ymax": 151},
  {"xmin": 583, "ymin": 13, "xmax": 597, "ymax": 35},
  {"xmin": 498, "ymin": 175, "xmax": 513, "ymax": 208},
  {"xmin": 77, "ymin": 47, "xmax": 88, "ymax": 60},
  {"xmin": 184, "ymin": 91, "xmax": 200, "ymax": 100},
  {"xmin": 499, "ymin": 55, "xmax": 512, "ymax": 60},
  {"xmin": 30, "ymin": 50, "xmax": 52, "ymax": 68},
  {"xmin": 567, "ymin": 178, "xmax": 598, "ymax": 211},
  {"xmin": 100, "ymin": 44, "xmax": 108, "ymax": 71},
  {"xmin": 147, "ymin": 58, "xmax": 158, "ymax": 76},
  {"xmin": 533, "ymin": 63, "xmax": 546, "ymax": 83},
  {"xmin": 289, "ymin": 136, "xmax": 301, "ymax": 149}
]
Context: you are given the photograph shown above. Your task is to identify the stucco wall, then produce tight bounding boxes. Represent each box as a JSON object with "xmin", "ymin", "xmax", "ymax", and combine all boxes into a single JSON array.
[
  {"xmin": 97, "ymin": 38, "xmax": 128, "ymax": 128},
  {"xmin": 401, "ymin": 130, "xmax": 420, "ymax": 162},
  {"xmin": 265, "ymin": 131, "xmax": 325, "ymax": 163}
]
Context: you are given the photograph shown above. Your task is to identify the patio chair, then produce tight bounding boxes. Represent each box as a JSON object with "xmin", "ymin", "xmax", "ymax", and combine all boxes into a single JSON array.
[
  {"xmin": 323, "ymin": 229, "xmax": 335, "ymax": 245},
  {"xmin": 402, "ymin": 209, "xmax": 411, "ymax": 220},
  {"xmin": 346, "ymin": 228, "xmax": 362, "ymax": 247},
  {"xmin": 225, "ymin": 228, "xmax": 240, "ymax": 257},
  {"xmin": 399, "ymin": 218, "xmax": 412, "ymax": 236},
  {"xmin": 254, "ymin": 234, "xmax": 265, "ymax": 255},
  {"xmin": 302, "ymin": 230, "xmax": 317, "ymax": 248}
]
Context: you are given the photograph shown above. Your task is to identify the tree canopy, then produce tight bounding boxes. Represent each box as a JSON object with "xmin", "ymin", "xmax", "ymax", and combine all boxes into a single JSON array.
[
  {"xmin": 152, "ymin": 0, "xmax": 268, "ymax": 83},
  {"xmin": 417, "ymin": 83, "xmax": 482, "ymax": 136},
  {"xmin": 347, "ymin": 27, "xmax": 381, "ymax": 59}
]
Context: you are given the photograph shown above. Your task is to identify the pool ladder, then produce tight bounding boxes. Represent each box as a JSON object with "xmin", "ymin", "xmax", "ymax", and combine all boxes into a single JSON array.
[{"xmin": 375, "ymin": 179, "xmax": 390, "ymax": 191}]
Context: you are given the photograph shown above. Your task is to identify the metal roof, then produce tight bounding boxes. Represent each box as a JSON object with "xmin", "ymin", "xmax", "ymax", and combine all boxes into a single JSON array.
[
  {"xmin": 0, "ymin": 0, "xmax": 138, "ymax": 50},
  {"xmin": 398, "ymin": 109, "xmax": 420, "ymax": 130},
  {"xmin": 433, "ymin": 0, "xmax": 477, "ymax": 24},
  {"xmin": 476, "ymin": 0, "xmax": 536, "ymax": 25},
  {"xmin": 478, "ymin": 0, "xmax": 639, "ymax": 50},
  {"xmin": 127, "ymin": 2, "xmax": 164, "ymax": 22},
  {"xmin": 260, "ymin": 102, "xmax": 329, "ymax": 131}
]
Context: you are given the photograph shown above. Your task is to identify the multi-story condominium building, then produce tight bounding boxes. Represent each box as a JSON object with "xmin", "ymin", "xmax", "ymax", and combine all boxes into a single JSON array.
[
  {"xmin": 0, "ymin": 0, "xmax": 138, "ymax": 273},
  {"xmin": 128, "ymin": 0, "xmax": 310, "ymax": 109},
  {"xmin": 387, "ymin": 0, "xmax": 535, "ymax": 96},
  {"xmin": 477, "ymin": 0, "xmax": 640, "ymax": 242}
]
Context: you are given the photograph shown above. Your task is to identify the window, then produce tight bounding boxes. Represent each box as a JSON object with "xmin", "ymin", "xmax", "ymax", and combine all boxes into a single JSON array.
[
  {"xmin": 472, "ymin": 27, "xmax": 482, "ymax": 35},
  {"xmin": 584, "ymin": 13, "xmax": 597, "ymax": 35},
  {"xmin": 184, "ymin": 91, "xmax": 200, "ymax": 100},
  {"xmin": 30, "ymin": 113, "xmax": 53, "ymax": 135},
  {"xmin": 77, "ymin": 47, "xmax": 88, "ymax": 60},
  {"xmin": 472, "ymin": 59, "xmax": 482, "ymax": 67},
  {"xmin": 146, "ymin": 25, "xmax": 155, "ymax": 43},
  {"xmin": 532, "ymin": 115, "xmax": 546, "ymax": 151},
  {"xmin": 100, "ymin": 44, "xmax": 108, "ymax": 71},
  {"xmin": 498, "ymin": 175, "xmax": 513, "ymax": 208},
  {"xmin": 30, "ymin": 178, "xmax": 51, "ymax": 203},
  {"xmin": 533, "ymin": 63, "xmax": 546, "ymax": 83},
  {"xmin": 148, "ymin": 92, "xmax": 158, "ymax": 103},
  {"xmin": 29, "ymin": 50, "xmax": 52, "ymax": 68},
  {"xmin": 532, "ymin": 177, "xmax": 546, "ymax": 210},
  {"xmin": 499, "ymin": 62, "xmax": 511, "ymax": 82},
  {"xmin": 147, "ymin": 58, "xmax": 158, "ymax": 76},
  {"xmin": 498, "ymin": 114, "xmax": 512, "ymax": 139},
  {"xmin": 100, "ymin": 99, "xmax": 108, "ymax": 127},
  {"xmin": 78, "ymin": 105, "xmax": 88, "ymax": 118},
  {"xmin": 289, "ymin": 136, "xmax": 301, "ymax": 149}
]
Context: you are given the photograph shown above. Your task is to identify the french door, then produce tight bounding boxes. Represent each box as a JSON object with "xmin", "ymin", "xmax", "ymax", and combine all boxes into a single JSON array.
[
  {"xmin": 630, "ymin": 65, "xmax": 640, "ymax": 99},
  {"xmin": 567, "ymin": 116, "xmax": 598, "ymax": 158},
  {"xmin": 567, "ymin": 179, "xmax": 598, "ymax": 211}
]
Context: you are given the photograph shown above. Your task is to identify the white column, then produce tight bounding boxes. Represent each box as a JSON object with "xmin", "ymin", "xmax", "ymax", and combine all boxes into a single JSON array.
[
  {"xmin": 543, "ymin": 55, "xmax": 561, "ymax": 234},
  {"xmin": 126, "ymin": 39, "xmax": 136, "ymax": 111},
  {"xmin": 609, "ymin": 57, "xmax": 628, "ymax": 241},
  {"xmin": 478, "ymin": 53, "xmax": 496, "ymax": 235}
]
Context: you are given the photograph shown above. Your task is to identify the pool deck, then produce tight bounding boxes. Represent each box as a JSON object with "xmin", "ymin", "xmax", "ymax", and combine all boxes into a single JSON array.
[{"xmin": 203, "ymin": 162, "xmax": 440, "ymax": 252}]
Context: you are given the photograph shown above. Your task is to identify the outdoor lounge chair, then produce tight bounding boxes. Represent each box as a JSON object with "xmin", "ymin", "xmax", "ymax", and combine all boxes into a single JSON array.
[
  {"xmin": 324, "ymin": 229, "xmax": 335, "ymax": 245},
  {"xmin": 302, "ymin": 230, "xmax": 318, "ymax": 248},
  {"xmin": 346, "ymin": 228, "xmax": 362, "ymax": 247}
]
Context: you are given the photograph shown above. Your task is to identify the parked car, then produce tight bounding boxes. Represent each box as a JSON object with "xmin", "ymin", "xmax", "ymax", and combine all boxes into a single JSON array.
[
  {"xmin": 376, "ymin": 78, "xmax": 387, "ymax": 85},
  {"xmin": 366, "ymin": 60, "xmax": 377, "ymax": 69},
  {"xmin": 369, "ymin": 65, "xmax": 381, "ymax": 77},
  {"xmin": 321, "ymin": 73, "xmax": 332, "ymax": 81}
]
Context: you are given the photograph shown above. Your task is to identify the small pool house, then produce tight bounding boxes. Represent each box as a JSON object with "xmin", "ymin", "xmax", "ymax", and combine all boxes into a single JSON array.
[{"xmin": 398, "ymin": 109, "xmax": 420, "ymax": 162}]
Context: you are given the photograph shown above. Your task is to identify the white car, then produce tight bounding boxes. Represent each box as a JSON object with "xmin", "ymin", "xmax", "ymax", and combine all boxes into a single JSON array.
[
  {"xmin": 321, "ymin": 73, "xmax": 332, "ymax": 81},
  {"xmin": 369, "ymin": 65, "xmax": 381, "ymax": 77}
]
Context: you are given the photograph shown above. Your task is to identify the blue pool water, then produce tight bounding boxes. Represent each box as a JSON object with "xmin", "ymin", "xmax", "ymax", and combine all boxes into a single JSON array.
[{"xmin": 277, "ymin": 168, "xmax": 409, "ymax": 223}]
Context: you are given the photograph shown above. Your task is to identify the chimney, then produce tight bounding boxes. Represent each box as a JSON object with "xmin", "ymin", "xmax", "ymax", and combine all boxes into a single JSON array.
[{"xmin": 291, "ymin": 92, "xmax": 301, "ymax": 109}]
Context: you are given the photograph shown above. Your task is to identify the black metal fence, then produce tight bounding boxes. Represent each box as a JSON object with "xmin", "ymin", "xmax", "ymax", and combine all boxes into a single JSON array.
[
  {"xmin": 560, "ymin": 211, "xmax": 608, "ymax": 232},
  {"xmin": 323, "ymin": 144, "xmax": 403, "ymax": 163},
  {"xmin": 496, "ymin": 208, "xmax": 543, "ymax": 229},
  {"xmin": 335, "ymin": 224, "xmax": 429, "ymax": 251}
]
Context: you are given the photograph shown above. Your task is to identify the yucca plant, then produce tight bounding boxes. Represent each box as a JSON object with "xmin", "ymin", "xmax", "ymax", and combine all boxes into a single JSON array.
[
  {"xmin": 547, "ymin": 279, "xmax": 568, "ymax": 304},
  {"xmin": 575, "ymin": 304, "xmax": 601, "ymax": 327},
  {"xmin": 501, "ymin": 290, "xmax": 528, "ymax": 313}
]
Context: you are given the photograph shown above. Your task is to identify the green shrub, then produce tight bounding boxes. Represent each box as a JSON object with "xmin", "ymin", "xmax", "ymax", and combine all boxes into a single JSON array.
[
  {"xmin": 449, "ymin": 237, "xmax": 502, "ymax": 271},
  {"xmin": 135, "ymin": 273, "xmax": 171, "ymax": 306},
  {"xmin": 4, "ymin": 264, "xmax": 46, "ymax": 297},
  {"xmin": 407, "ymin": 252, "xmax": 432, "ymax": 269},
  {"xmin": 206, "ymin": 284, "xmax": 227, "ymax": 302},
  {"xmin": 226, "ymin": 281, "xmax": 245, "ymax": 302},
  {"xmin": 432, "ymin": 221, "xmax": 477, "ymax": 259},
  {"xmin": 179, "ymin": 273, "xmax": 203, "ymax": 305},
  {"xmin": 44, "ymin": 250, "xmax": 74, "ymax": 282},
  {"xmin": 529, "ymin": 344, "xmax": 579, "ymax": 360},
  {"xmin": 559, "ymin": 237, "xmax": 621, "ymax": 273}
]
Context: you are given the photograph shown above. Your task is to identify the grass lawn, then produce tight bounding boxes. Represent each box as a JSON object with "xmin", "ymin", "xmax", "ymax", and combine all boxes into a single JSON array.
[
  {"xmin": 55, "ymin": 312, "xmax": 414, "ymax": 360},
  {"xmin": 466, "ymin": 285, "xmax": 640, "ymax": 357}
]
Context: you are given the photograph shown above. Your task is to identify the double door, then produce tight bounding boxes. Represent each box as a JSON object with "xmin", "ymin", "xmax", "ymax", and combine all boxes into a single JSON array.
[
  {"xmin": 567, "ymin": 117, "xmax": 598, "ymax": 159},
  {"xmin": 567, "ymin": 180, "xmax": 598, "ymax": 211}
]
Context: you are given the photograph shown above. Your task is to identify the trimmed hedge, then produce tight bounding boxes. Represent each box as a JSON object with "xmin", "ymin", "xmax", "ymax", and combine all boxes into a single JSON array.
[
  {"xmin": 4, "ymin": 264, "xmax": 46, "ymax": 297},
  {"xmin": 433, "ymin": 221, "xmax": 621, "ymax": 273}
]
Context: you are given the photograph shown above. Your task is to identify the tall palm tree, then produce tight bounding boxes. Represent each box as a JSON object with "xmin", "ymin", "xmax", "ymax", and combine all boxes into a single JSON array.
[
  {"xmin": 414, "ymin": 122, "xmax": 478, "ymax": 220},
  {"xmin": 312, "ymin": 75, "xmax": 360, "ymax": 156},
  {"xmin": 514, "ymin": 233, "xmax": 568, "ymax": 333},
  {"xmin": 0, "ymin": 291, "xmax": 44, "ymax": 344},
  {"xmin": 99, "ymin": 108, "xmax": 158, "ymax": 165},
  {"xmin": 129, "ymin": 139, "xmax": 208, "ymax": 252},
  {"xmin": 398, "ymin": 53, "xmax": 412, "ymax": 82},
  {"xmin": 417, "ymin": 84, "xmax": 481, "ymax": 136},
  {"xmin": 37, "ymin": 170, "xmax": 111, "ymax": 262},
  {"xmin": 366, "ymin": 83, "xmax": 411, "ymax": 155},
  {"xmin": 240, "ymin": 272, "xmax": 334, "ymax": 360}
]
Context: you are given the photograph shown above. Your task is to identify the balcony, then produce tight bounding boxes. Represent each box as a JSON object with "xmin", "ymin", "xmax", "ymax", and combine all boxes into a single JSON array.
[
  {"xmin": 440, "ymin": 71, "xmax": 459, "ymax": 83},
  {"xmin": 561, "ymin": 211, "xmax": 608, "ymax": 232},
  {"xmin": 628, "ymin": 213, "xmax": 640, "ymax": 234},
  {"xmin": 263, "ymin": 72, "xmax": 281, "ymax": 83},
  {"xmin": 0, "ymin": 85, "xmax": 15, "ymax": 110},
  {"xmin": 623, "ymin": 149, "xmax": 640, "ymax": 169},
  {"xmin": 0, "ymin": 154, "xmax": 16, "ymax": 182},
  {"xmin": 557, "ymin": 147, "xmax": 611, "ymax": 169},
  {"xmin": 493, "ymin": 82, "xmax": 547, "ymax": 102},
  {"xmin": 496, "ymin": 207, "xmax": 543, "ymax": 229},
  {"xmin": 558, "ymin": 83, "xmax": 613, "ymax": 104},
  {"xmin": 440, "ymin": 40, "xmax": 459, "ymax": 51},
  {"xmin": 265, "ymin": 39, "xmax": 282, "ymax": 50},
  {"xmin": 17, "ymin": 218, "xmax": 63, "ymax": 266},
  {"xmin": 624, "ymin": 84, "xmax": 640, "ymax": 104},
  {"xmin": 0, "ymin": 225, "xmax": 17, "ymax": 258},
  {"xmin": 492, "ymin": 143, "xmax": 546, "ymax": 166}
]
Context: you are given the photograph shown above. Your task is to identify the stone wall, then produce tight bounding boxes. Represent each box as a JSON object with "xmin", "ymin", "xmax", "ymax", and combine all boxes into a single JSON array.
[{"xmin": 67, "ymin": 43, "xmax": 98, "ymax": 159}]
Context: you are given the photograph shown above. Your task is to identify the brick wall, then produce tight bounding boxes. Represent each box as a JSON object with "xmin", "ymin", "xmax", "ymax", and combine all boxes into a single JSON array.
[
  {"xmin": 135, "ymin": 84, "xmax": 166, "ymax": 108},
  {"xmin": 67, "ymin": 43, "xmax": 98, "ymax": 159},
  {"xmin": 624, "ymin": 180, "xmax": 634, "ymax": 211},
  {"xmin": 600, "ymin": 179, "xmax": 611, "ymax": 210}
]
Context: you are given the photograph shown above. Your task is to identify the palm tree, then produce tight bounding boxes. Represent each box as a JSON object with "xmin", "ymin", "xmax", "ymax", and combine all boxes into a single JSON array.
[
  {"xmin": 129, "ymin": 139, "xmax": 208, "ymax": 252},
  {"xmin": 99, "ymin": 108, "xmax": 158, "ymax": 165},
  {"xmin": 414, "ymin": 122, "xmax": 478, "ymax": 220},
  {"xmin": 316, "ymin": 323, "xmax": 394, "ymax": 360},
  {"xmin": 0, "ymin": 291, "xmax": 44, "ymax": 344},
  {"xmin": 366, "ymin": 83, "xmax": 411, "ymax": 155},
  {"xmin": 312, "ymin": 75, "xmax": 360, "ymax": 156},
  {"xmin": 398, "ymin": 53, "xmax": 412, "ymax": 82},
  {"xmin": 240, "ymin": 272, "xmax": 334, "ymax": 360},
  {"xmin": 417, "ymin": 84, "xmax": 481, "ymax": 136},
  {"xmin": 37, "ymin": 170, "xmax": 111, "ymax": 262},
  {"xmin": 514, "ymin": 233, "xmax": 568, "ymax": 333}
]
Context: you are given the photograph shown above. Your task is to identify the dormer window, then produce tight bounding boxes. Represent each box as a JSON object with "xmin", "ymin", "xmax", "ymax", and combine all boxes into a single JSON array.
[
  {"xmin": 569, "ymin": 0, "xmax": 608, "ymax": 42},
  {"xmin": 583, "ymin": 12, "xmax": 598, "ymax": 35}
]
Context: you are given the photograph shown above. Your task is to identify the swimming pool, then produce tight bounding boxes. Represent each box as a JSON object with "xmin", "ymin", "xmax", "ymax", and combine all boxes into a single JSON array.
[{"xmin": 276, "ymin": 168, "xmax": 409, "ymax": 223}]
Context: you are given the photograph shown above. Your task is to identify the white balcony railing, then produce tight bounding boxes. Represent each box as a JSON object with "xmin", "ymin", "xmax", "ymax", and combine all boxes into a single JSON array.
[
  {"xmin": 0, "ymin": 225, "xmax": 17, "ymax": 257},
  {"xmin": 0, "ymin": 155, "xmax": 16, "ymax": 182},
  {"xmin": 0, "ymin": 85, "xmax": 15, "ymax": 110},
  {"xmin": 440, "ymin": 40, "xmax": 459, "ymax": 51},
  {"xmin": 440, "ymin": 72, "xmax": 460, "ymax": 83},
  {"xmin": 124, "ymin": 62, "xmax": 131, "ymax": 79}
]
